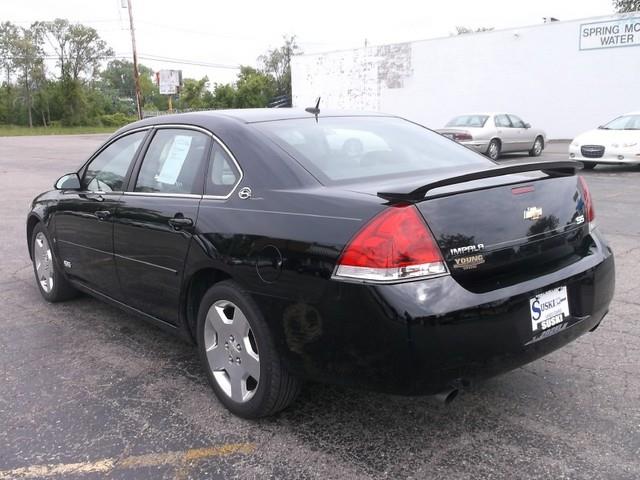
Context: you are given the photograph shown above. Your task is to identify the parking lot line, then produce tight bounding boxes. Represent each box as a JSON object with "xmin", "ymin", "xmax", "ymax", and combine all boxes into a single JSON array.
[{"xmin": 0, "ymin": 443, "xmax": 256, "ymax": 479}]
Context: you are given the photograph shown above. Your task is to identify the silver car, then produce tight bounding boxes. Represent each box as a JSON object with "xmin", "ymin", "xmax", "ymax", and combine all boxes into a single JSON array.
[{"xmin": 437, "ymin": 113, "xmax": 546, "ymax": 160}]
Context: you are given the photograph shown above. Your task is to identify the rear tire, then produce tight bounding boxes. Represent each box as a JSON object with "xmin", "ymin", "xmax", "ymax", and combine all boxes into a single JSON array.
[
  {"xmin": 197, "ymin": 280, "xmax": 301, "ymax": 418},
  {"xmin": 30, "ymin": 223, "xmax": 78, "ymax": 302},
  {"xmin": 487, "ymin": 139, "xmax": 501, "ymax": 161},
  {"xmin": 529, "ymin": 136, "xmax": 543, "ymax": 157},
  {"xmin": 581, "ymin": 161, "xmax": 597, "ymax": 170}
]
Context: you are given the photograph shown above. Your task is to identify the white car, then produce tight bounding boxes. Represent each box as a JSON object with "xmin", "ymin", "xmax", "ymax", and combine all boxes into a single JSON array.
[{"xmin": 570, "ymin": 112, "xmax": 640, "ymax": 169}]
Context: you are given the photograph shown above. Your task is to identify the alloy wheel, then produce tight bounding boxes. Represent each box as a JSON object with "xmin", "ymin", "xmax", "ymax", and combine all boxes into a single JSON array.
[
  {"xmin": 203, "ymin": 300, "xmax": 260, "ymax": 403},
  {"xmin": 534, "ymin": 138, "xmax": 543, "ymax": 155},
  {"xmin": 34, "ymin": 232, "xmax": 54, "ymax": 293},
  {"xmin": 488, "ymin": 141, "xmax": 499, "ymax": 160}
]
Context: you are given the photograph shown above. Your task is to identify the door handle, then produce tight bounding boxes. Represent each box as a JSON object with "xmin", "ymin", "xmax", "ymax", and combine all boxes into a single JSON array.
[
  {"xmin": 168, "ymin": 217, "xmax": 194, "ymax": 229},
  {"xmin": 95, "ymin": 210, "xmax": 111, "ymax": 220}
]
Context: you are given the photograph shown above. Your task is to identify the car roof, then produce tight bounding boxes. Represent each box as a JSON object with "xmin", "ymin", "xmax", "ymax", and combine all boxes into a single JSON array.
[{"xmin": 144, "ymin": 108, "xmax": 394, "ymax": 125}]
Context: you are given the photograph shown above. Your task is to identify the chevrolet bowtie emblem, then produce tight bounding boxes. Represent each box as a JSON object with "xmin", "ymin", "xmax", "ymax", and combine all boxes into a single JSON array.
[{"xmin": 523, "ymin": 206, "xmax": 543, "ymax": 221}]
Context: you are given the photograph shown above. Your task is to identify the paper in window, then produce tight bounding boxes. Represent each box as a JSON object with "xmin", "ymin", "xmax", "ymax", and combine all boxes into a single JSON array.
[{"xmin": 156, "ymin": 135, "xmax": 192, "ymax": 184}]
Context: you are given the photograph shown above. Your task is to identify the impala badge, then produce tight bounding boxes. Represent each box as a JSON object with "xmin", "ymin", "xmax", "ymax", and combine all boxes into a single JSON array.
[{"xmin": 523, "ymin": 206, "xmax": 543, "ymax": 221}]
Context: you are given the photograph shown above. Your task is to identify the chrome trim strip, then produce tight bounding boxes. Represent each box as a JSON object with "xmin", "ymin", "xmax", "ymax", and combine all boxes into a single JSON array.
[
  {"xmin": 122, "ymin": 192, "xmax": 202, "ymax": 199},
  {"xmin": 114, "ymin": 253, "xmax": 178, "ymax": 274},
  {"xmin": 58, "ymin": 239, "xmax": 111, "ymax": 256}
]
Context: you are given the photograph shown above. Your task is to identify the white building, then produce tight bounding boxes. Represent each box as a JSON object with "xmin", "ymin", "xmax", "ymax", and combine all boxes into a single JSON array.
[{"xmin": 291, "ymin": 13, "xmax": 640, "ymax": 139}]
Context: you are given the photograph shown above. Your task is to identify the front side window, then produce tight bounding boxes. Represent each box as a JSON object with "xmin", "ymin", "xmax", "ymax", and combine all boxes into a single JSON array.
[
  {"xmin": 494, "ymin": 115, "xmax": 512, "ymax": 128},
  {"xmin": 206, "ymin": 142, "xmax": 240, "ymax": 197},
  {"xmin": 83, "ymin": 131, "xmax": 146, "ymax": 192},
  {"xmin": 508, "ymin": 115, "xmax": 526, "ymax": 128},
  {"xmin": 135, "ymin": 129, "xmax": 210, "ymax": 194},
  {"xmin": 254, "ymin": 116, "xmax": 489, "ymax": 184}
]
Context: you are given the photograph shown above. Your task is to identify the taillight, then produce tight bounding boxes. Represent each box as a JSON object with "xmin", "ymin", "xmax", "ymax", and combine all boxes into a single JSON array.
[
  {"xmin": 333, "ymin": 205, "xmax": 447, "ymax": 283},
  {"xmin": 578, "ymin": 175, "xmax": 596, "ymax": 229},
  {"xmin": 453, "ymin": 132, "xmax": 473, "ymax": 141}
]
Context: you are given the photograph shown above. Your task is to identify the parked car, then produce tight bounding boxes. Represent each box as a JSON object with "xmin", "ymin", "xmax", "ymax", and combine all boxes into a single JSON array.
[
  {"xmin": 437, "ymin": 113, "xmax": 546, "ymax": 160},
  {"xmin": 569, "ymin": 112, "xmax": 640, "ymax": 169},
  {"xmin": 27, "ymin": 109, "xmax": 614, "ymax": 418}
]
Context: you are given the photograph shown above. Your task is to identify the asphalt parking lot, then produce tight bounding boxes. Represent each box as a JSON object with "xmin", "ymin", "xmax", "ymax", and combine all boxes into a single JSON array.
[{"xmin": 1, "ymin": 135, "xmax": 639, "ymax": 480}]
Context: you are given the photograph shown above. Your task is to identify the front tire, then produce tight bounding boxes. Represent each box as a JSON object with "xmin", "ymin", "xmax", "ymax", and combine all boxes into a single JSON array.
[
  {"xmin": 197, "ymin": 280, "xmax": 301, "ymax": 418},
  {"xmin": 487, "ymin": 139, "xmax": 501, "ymax": 161},
  {"xmin": 31, "ymin": 223, "xmax": 77, "ymax": 302},
  {"xmin": 529, "ymin": 136, "xmax": 543, "ymax": 157}
]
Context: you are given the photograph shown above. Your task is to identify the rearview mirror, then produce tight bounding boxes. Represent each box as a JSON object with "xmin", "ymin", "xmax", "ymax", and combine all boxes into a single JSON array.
[
  {"xmin": 524, "ymin": 123, "xmax": 531, "ymax": 129},
  {"xmin": 54, "ymin": 173, "xmax": 81, "ymax": 190}
]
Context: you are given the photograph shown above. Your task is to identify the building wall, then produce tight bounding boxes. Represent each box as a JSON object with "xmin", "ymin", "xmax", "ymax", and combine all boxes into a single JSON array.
[{"xmin": 291, "ymin": 14, "xmax": 640, "ymax": 139}]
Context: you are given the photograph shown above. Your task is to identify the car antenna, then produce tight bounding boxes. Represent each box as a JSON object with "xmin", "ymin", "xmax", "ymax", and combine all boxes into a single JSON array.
[{"xmin": 305, "ymin": 97, "xmax": 321, "ymax": 121}]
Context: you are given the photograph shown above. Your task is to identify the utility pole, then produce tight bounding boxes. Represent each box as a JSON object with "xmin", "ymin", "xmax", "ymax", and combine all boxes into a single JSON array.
[{"xmin": 125, "ymin": 0, "xmax": 143, "ymax": 120}]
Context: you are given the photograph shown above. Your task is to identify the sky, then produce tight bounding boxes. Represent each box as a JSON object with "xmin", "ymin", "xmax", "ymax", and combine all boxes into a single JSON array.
[{"xmin": 2, "ymin": 0, "xmax": 616, "ymax": 85}]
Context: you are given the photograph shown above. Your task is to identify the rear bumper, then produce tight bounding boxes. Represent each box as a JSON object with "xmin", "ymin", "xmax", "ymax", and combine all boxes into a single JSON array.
[
  {"xmin": 254, "ymin": 229, "xmax": 615, "ymax": 395},
  {"xmin": 460, "ymin": 139, "xmax": 490, "ymax": 153}
]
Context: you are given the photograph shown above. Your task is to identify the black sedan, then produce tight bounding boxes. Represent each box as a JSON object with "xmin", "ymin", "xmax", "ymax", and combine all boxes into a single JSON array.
[{"xmin": 26, "ymin": 109, "xmax": 615, "ymax": 418}]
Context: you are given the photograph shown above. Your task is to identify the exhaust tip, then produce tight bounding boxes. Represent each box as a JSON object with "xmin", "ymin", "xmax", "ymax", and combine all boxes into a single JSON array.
[{"xmin": 434, "ymin": 387, "xmax": 459, "ymax": 405}]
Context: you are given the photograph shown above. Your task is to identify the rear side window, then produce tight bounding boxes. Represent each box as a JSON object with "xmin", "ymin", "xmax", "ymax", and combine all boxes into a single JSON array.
[
  {"xmin": 254, "ymin": 116, "xmax": 488, "ymax": 184},
  {"xmin": 83, "ymin": 131, "xmax": 146, "ymax": 192},
  {"xmin": 135, "ymin": 129, "xmax": 209, "ymax": 194},
  {"xmin": 495, "ymin": 115, "xmax": 512, "ymax": 128},
  {"xmin": 206, "ymin": 142, "xmax": 241, "ymax": 197}
]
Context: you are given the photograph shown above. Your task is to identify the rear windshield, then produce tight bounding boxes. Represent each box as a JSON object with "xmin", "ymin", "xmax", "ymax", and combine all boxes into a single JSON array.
[
  {"xmin": 254, "ymin": 116, "xmax": 489, "ymax": 184},
  {"xmin": 446, "ymin": 115, "xmax": 489, "ymax": 128}
]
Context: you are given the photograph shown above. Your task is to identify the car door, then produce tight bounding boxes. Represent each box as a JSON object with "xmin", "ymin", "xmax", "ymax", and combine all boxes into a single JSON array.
[
  {"xmin": 113, "ymin": 127, "xmax": 211, "ymax": 323},
  {"xmin": 494, "ymin": 114, "xmax": 517, "ymax": 152},
  {"xmin": 54, "ymin": 130, "xmax": 148, "ymax": 298},
  {"xmin": 507, "ymin": 114, "xmax": 532, "ymax": 151}
]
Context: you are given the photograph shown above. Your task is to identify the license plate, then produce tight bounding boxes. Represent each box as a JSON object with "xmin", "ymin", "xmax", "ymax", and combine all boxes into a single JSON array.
[{"xmin": 529, "ymin": 286, "xmax": 570, "ymax": 333}]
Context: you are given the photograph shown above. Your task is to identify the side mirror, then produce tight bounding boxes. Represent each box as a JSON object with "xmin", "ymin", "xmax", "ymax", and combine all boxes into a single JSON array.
[
  {"xmin": 597, "ymin": 125, "xmax": 604, "ymax": 129},
  {"xmin": 524, "ymin": 123, "xmax": 531, "ymax": 129},
  {"xmin": 54, "ymin": 173, "xmax": 81, "ymax": 190}
]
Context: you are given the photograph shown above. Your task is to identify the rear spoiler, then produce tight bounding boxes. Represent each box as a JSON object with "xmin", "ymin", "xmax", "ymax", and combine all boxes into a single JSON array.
[{"xmin": 377, "ymin": 160, "xmax": 581, "ymax": 202}]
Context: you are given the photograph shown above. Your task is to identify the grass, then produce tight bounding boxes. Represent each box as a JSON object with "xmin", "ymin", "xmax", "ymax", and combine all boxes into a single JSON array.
[{"xmin": 0, "ymin": 125, "xmax": 118, "ymax": 137}]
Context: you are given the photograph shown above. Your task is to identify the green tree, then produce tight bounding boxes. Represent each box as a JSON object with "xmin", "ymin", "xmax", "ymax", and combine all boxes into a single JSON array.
[
  {"xmin": 11, "ymin": 25, "xmax": 45, "ymax": 127},
  {"xmin": 100, "ymin": 59, "xmax": 160, "ymax": 110},
  {"xmin": 40, "ymin": 19, "xmax": 113, "ymax": 80},
  {"xmin": 234, "ymin": 66, "xmax": 277, "ymax": 108},
  {"xmin": 612, "ymin": 0, "xmax": 640, "ymax": 12},
  {"xmin": 0, "ymin": 22, "xmax": 19, "ymax": 85},
  {"xmin": 178, "ymin": 76, "xmax": 210, "ymax": 109},
  {"xmin": 258, "ymin": 35, "xmax": 300, "ymax": 99},
  {"xmin": 210, "ymin": 83, "xmax": 236, "ymax": 109}
]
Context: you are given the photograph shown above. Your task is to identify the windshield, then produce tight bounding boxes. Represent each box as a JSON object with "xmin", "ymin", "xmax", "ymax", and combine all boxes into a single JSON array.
[
  {"xmin": 445, "ymin": 115, "xmax": 489, "ymax": 128},
  {"xmin": 254, "ymin": 116, "xmax": 489, "ymax": 184},
  {"xmin": 602, "ymin": 115, "xmax": 640, "ymax": 130}
]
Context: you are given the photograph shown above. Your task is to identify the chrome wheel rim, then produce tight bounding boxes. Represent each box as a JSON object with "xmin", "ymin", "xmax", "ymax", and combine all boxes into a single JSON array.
[
  {"xmin": 204, "ymin": 300, "xmax": 260, "ymax": 403},
  {"xmin": 34, "ymin": 232, "xmax": 54, "ymax": 293},
  {"xmin": 534, "ymin": 139, "xmax": 542, "ymax": 155},
  {"xmin": 488, "ymin": 142, "xmax": 499, "ymax": 159}
]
